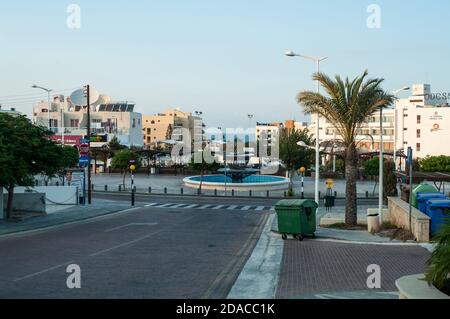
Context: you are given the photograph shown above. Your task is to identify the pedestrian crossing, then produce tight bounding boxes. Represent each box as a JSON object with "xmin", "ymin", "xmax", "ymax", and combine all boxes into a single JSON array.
[{"xmin": 144, "ymin": 202, "xmax": 274, "ymax": 212}]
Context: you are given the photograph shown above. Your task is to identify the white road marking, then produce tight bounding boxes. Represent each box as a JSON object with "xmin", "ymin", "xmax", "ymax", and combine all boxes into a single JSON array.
[
  {"xmin": 168, "ymin": 204, "xmax": 185, "ymax": 209},
  {"xmin": 255, "ymin": 206, "xmax": 265, "ymax": 211},
  {"xmin": 241, "ymin": 206, "xmax": 252, "ymax": 211},
  {"xmin": 212, "ymin": 205, "xmax": 225, "ymax": 210},
  {"xmin": 156, "ymin": 203, "xmax": 175, "ymax": 208},
  {"xmin": 145, "ymin": 203, "xmax": 158, "ymax": 207},
  {"xmin": 14, "ymin": 261, "xmax": 74, "ymax": 282},
  {"xmin": 227, "ymin": 205, "xmax": 238, "ymax": 210},
  {"xmin": 198, "ymin": 205, "xmax": 211, "ymax": 210},
  {"xmin": 105, "ymin": 223, "xmax": 158, "ymax": 233},
  {"xmin": 184, "ymin": 204, "xmax": 199, "ymax": 209}
]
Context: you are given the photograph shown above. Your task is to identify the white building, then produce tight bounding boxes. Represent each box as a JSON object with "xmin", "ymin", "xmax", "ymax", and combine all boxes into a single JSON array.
[
  {"xmin": 395, "ymin": 84, "xmax": 450, "ymax": 159},
  {"xmin": 33, "ymin": 92, "xmax": 143, "ymax": 148},
  {"xmin": 309, "ymin": 83, "xmax": 450, "ymax": 161},
  {"xmin": 0, "ymin": 105, "xmax": 22, "ymax": 116},
  {"xmin": 255, "ymin": 122, "xmax": 282, "ymax": 148}
]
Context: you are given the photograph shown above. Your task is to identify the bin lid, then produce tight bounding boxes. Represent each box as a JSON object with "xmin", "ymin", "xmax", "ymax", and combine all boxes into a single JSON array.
[
  {"xmin": 426, "ymin": 199, "xmax": 450, "ymax": 208},
  {"xmin": 275, "ymin": 199, "xmax": 319, "ymax": 209},
  {"xmin": 417, "ymin": 193, "xmax": 446, "ymax": 201}
]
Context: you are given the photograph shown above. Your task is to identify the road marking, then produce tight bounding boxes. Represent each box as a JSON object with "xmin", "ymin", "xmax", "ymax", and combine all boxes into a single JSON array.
[
  {"xmin": 241, "ymin": 206, "xmax": 252, "ymax": 211},
  {"xmin": 168, "ymin": 204, "xmax": 185, "ymax": 209},
  {"xmin": 184, "ymin": 204, "xmax": 199, "ymax": 209},
  {"xmin": 255, "ymin": 206, "xmax": 265, "ymax": 211},
  {"xmin": 156, "ymin": 203, "xmax": 175, "ymax": 208},
  {"xmin": 105, "ymin": 223, "xmax": 158, "ymax": 233},
  {"xmin": 198, "ymin": 205, "xmax": 212, "ymax": 210},
  {"xmin": 227, "ymin": 205, "xmax": 238, "ymax": 210},
  {"xmin": 14, "ymin": 261, "xmax": 74, "ymax": 282},
  {"xmin": 212, "ymin": 205, "xmax": 225, "ymax": 210},
  {"xmin": 145, "ymin": 203, "xmax": 158, "ymax": 207}
]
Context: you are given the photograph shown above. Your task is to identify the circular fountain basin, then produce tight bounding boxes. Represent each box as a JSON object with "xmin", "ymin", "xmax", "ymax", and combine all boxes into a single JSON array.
[{"xmin": 183, "ymin": 175, "xmax": 290, "ymax": 191}]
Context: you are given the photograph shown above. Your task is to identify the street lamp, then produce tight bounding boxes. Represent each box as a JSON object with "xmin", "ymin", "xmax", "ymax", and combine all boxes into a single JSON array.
[
  {"xmin": 286, "ymin": 51, "xmax": 328, "ymax": 204},
  {"xmin": 32, "ymin": 84, "xmax": 52, "ymax": 130},
  {"xmin": 392, "ymin": 86, "xmax": 410, "ymax": 170},
  {"xmin": 378, "ymin": 86, "xmax": 410, "ymax": 221}
]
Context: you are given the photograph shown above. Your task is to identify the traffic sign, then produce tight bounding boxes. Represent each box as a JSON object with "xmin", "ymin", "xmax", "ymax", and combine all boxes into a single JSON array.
[
  {"xmin": 407, "ymin": 147, "xmax": 413, "ymax": 165},
  {"xmin": 79, "ymin": 156, "xmax": 90, "ymax": 168},
  {"xmin": 79, "ymin": 143, "xmax": 90, "ymax": 156}
]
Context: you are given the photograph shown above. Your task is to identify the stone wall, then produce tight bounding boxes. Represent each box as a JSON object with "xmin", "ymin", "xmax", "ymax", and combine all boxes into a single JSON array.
[{"xmin": 387, "ymin": 197, "xmax": 431, "ymax": 243}]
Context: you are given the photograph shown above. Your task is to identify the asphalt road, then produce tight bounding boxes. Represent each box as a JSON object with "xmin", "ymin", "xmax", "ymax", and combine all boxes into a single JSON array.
[{"xmin": 0, "ymin": 201, "xmax": 269, "ymax": 299}]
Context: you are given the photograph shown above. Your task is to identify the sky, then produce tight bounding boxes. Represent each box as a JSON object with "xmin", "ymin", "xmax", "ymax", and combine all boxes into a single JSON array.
[{"xmin": 1, "ymin": 0, "xmax": 449, "ymax": 128}]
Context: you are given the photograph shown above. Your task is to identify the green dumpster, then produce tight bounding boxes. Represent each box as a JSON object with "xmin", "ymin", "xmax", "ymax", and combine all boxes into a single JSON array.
[
  {"xmin": 275, "ymin": 199, "xmax": 318, "ymax": 241},
  {"xmin": 412, "ymin": 184, "xmax": 438, "ymax": 208}
]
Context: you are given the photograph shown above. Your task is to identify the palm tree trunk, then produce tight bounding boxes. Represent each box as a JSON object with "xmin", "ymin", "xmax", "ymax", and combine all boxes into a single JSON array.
[{"xmin": 345, "ymin": 143, "xmax": 358, "ymax": 227}]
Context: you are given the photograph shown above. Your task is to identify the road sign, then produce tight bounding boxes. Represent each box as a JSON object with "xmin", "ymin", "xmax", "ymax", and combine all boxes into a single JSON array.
[
  {"xmin": 325, "ymin": 179, "xmax": 334, "ymax": 189},
  {"xmin": 79, "ymin": 143, "xmax": 90, "ymax": 156},
  {"xmin": 80, "ymin": 138, "xmax": 90, "ymax": 145},
  {"xmin": 407, "ymin": 147, "xmax": 413, "ymax": 165},
  {"xmin": 79, "ymin": 156, "xmax": 90, "ymax": 168}
]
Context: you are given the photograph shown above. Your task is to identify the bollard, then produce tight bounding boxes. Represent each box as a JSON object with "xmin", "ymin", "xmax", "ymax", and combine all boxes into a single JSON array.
[
  {"xmin": 232, "ymin": 189, "xmax": 235, "ymax": 197},
  {"xmin": 45, "ymin": 181, "xmax": 48, "ymax": 186},
  {"xmin": 197, "ymin": 188, "xmax": 201, "ymax": 195},
  {"xmin": 214, "ymin": 189, "xmax": 217, "ymax": 197},
  {"xmin": 56, "ymin": 181, "xmax": 59, "ymax": 186},
  {"xmin": 284, "ymin": 191, "xmax": 287, "ymax": 198},
  {"xmin": 249, "ymin": 190, "xmax": 252, "ymax": 197},
  {"xmin": 164, "ymin": 187, "xmax": 167, "ymax": 194},
  {"xmin": 148, "ymin": 187, "xmax": 152, "ymax": 193},
  {"xmin": 267, "ymin": 190, "xmax": 270, "ymax": 198},
  {"xmin": 319, "ymin": 191, "xmax": 321, "ymax": 199},
  {"xmin": 366, "ymin": 191, "xmax": 369, "ymax": 198},
  {"xmin": 334, "ymin": 191, "xmax": 337, "ymax": 198},
  {"xmin": 105, "ymin": 185, "xmax": 108, "ymax": 192},
  {"xmin": 119, "ymin": 185, "xmax": 122, "ymax": 192},
  {"xmin": 181, "ymin": 188, "xmax": 184, "ymax": 195}
]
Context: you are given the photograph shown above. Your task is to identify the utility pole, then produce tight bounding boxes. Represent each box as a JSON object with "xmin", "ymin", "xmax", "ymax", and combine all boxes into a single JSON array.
[{"xmin": 84, "ymin": 85, "xmax": 92, "ymax": 205}]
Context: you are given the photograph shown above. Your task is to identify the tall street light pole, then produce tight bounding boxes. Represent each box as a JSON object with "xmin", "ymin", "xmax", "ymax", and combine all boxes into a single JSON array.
[
  {"xmin": 286, "ymin": 51, "xmax": 328, "ymax": 204},
  {"xmin": 84, "ymin": 85, "xmax": 92, "ymax": 205},
  {"xmin": 392, "ymin": 86, "xmax": 410, "ymax": 171},
  {"xmin": 32, "ymin": 85, "xmax": 52, "ymax": 131}
]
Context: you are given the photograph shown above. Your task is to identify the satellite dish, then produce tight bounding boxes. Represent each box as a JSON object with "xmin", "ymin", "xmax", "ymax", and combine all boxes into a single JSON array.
[{"xmin": 70, "ymin": 88, "xmax": 100, "ymax": 107}]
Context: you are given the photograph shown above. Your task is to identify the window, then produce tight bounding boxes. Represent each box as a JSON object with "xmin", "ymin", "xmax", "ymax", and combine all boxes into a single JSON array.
[
  {"xmin": 417, "ymin": 129, "xmax": 421, "ymax": 138},
  {"xmin": 70, "ymin": 119, "xmax": 79, "ymax": 128},
  {"xmin": 417, "ymin": 143, "xmax": 421, "ymax": 152},
  {"xmin": 151, "ymin": 120, "xmax": 155, "ymax": 124},
  {"xmin": 417, "ymin": 115, "xmax": 421, "ymax": 124}
]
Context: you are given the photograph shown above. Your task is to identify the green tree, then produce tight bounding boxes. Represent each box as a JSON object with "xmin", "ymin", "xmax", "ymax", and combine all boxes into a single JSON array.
[
  {"xmin": 279, "ymin": 128, "xmax": 315, "ymax": 195},
  {"xmin": 426, "ymin": 221, "xmax": 450, "ymax": 295},
  {"xmin": 0, "ymin": 114, "xmax": 69, "ymax": 219},
  {"xmin": 298, "ymin": 70, "xmax": 395, "ymax": 226},
  {"xmin": 111, "ymin": 149, "xmax": 140, "ymax": 188},
  {"xmin": 420, "ymin": 156, "xmax": 450, "ymax": 173},
  {"xmin": 60, "ymin": 145, "xmax": 79, "ymax": 169},
  {"xmin": 108, "ymin": 136, "xmax": 127, "ymax": 155},
  {"xmin": 383, "ymin": 160, "xmax": 398, "ymax": 204},
  {"xmin": 189, "ymin": 149, "xmax": 220, "ymax": 194}
]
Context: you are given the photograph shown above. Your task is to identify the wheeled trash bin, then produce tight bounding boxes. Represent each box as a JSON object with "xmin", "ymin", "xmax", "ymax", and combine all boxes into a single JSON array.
[
  {"xmin": 426, "ymin": 199, "xmax": 450, "ymax": 236},
  {"xmin": 275, "ymin": 199, "xmax": 318, "ymax": 241}
]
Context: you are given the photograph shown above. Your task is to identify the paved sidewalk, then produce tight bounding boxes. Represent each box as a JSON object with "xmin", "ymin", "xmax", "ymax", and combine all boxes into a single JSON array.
[{"xmin": 0, "ymin": 199, "xmax": 141, "ymax": 237}]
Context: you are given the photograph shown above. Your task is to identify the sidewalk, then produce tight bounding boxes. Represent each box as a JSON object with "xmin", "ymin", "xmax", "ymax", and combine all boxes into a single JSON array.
[
  {"xmin": 229, "ymin": 208, "xmax": 432, "ymax": 299},
  {"xmin": 0, "ymin": 199, "xmax": 140, "ymax": 237}
]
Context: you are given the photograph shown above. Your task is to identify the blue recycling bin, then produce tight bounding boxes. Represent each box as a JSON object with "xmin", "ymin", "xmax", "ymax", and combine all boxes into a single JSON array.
[
  {"xmin": 426, "ymin": 199, "xmax": 450, "ymax": 235},
  {"xmin": 417, "ymin": 193, "xmax": 446, "ymax": 214}
]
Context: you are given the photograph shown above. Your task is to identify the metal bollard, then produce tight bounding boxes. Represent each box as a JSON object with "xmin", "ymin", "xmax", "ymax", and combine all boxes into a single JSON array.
[
  {"xmin": 197, "ymin": 188, "xmax": 201, "ymax": 195},
  {"xmin": 119, "ymin": 185, "xmax": 122, "ymax": 192},
  {"xmin": 164, "ymin": 187, "xmax": 167, "ymax": 194},
  {"xmin": 366, "ymin": 191, "xmax": 369, "ymax": 198},
  {"xmin": 232, "ymin": 189, "xmax": 235, "ymax": 197},
  {"xmin": 56, "ymin": 181, "xmax": 59, "ymax": 186},
  {"xmin": 249, "ymin": 190, "xmax": 252, "ymax": 197},
  {"xmin": 105, "ymin": 185, "xmax": 108, "ymax": 192},
  {"xmin": 181, "ymin": 188, "xmax": 184, "ymax": 195},
  {"xmin": 334, "ymin": 191, "xmax": 337, "ymax": 198},
  {"xmin": 214, "ymin": 189, "xmax": 217, "ymax": 197},
  {"xmin": 148, "ymin": 187, "xmax": 152, "ymax": 193},
  {"xmin": 267, "ymin": 190, "xmax": 270, "ymax": 198},
  {"xmin": 284, "ymin": 191, "xmax": 287, "ymax": 198}
]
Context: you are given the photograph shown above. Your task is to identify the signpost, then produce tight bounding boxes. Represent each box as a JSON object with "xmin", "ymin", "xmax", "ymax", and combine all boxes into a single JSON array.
[
  {"xmin": 299, "ymin": 167, "xmax": 306, "ymax": 199},
  {"xmin": 130, "ymin": 159, "xmax": 136, "ymax": 206},
  {"xmin": 407, "ymin": 147, "xmax": 413, "ymax": 231}
]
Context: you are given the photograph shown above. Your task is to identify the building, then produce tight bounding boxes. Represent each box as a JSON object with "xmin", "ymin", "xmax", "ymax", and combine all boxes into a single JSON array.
[
  {"xmin": 142, "ymin": 108, "xmax": 204, "ymax": 147},
  {"xmin": 255, "ymin": 122, "xmax": 283, "ymax": 148},
  {"xmin": 395, "ymin": 84, "xmax": 450, "ymax": 159},
  {"xmin": 0, "ymin": 105, "xmax": 22, "ymax": 116},
  {"xmin": 308, "ymin": 83, "xmax": 450, "ymax": 160},
  {"xmin": 32, "ymin": 92, "xmax": 143, "ymax": 148}
]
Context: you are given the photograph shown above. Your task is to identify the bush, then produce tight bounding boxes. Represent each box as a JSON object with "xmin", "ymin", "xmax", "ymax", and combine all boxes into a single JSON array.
[
  {"xmin": 426, "ymin": 221, "xmax": 450, "ymax": 295},
  {"xmin": 420, "ymin": 156, "xmax": 450, "ymax": 173}
]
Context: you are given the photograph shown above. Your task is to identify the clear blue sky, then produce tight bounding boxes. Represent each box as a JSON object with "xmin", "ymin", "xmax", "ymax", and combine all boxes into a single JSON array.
[{"xmin": 1, "ymin": 0, "xmax": 449, "ymax": 128}]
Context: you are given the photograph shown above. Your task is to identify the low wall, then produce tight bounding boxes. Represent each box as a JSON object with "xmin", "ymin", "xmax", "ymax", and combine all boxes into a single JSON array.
[
  {"xmin": 14, "ymin": 186, "xmax": 79, "ymax": 205},
  {"xmin": 2, "ymin": 193, "xmax": 46, "ymax": 215},
  {"xmin": 387, "ymin": 197, "xmax": 431, "ymax": 243}
]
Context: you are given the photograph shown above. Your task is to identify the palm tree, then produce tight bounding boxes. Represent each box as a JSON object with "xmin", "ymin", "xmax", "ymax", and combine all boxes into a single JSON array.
[{"xmin": 297, "ymin": 70, "xmax": 395, "ymax": 226}]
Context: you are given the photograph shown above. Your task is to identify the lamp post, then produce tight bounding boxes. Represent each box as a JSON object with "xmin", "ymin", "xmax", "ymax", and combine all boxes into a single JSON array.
[
  {"xmin": 32, "ymin": 85, "xmax": 52, "ymax": 130},
  {"xmin": 392, "ymin": 87, "xmax": 410, "ymax": 171},
  {"xmin": 286, "ymin": 51, "xmax": 328, "ymax": 205}
]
